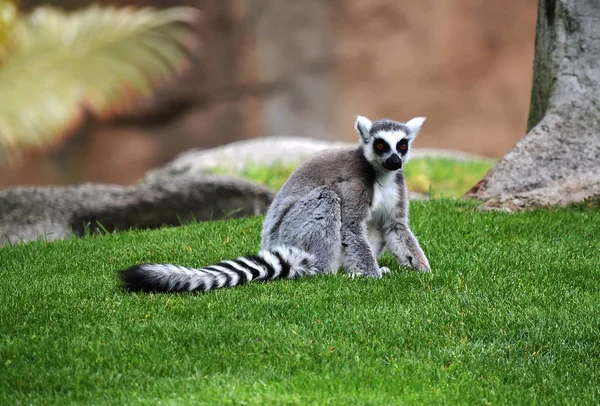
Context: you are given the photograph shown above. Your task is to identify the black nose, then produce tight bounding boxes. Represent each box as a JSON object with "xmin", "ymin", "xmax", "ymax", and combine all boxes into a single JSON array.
[{"xmin": 383, "ymin": 154, "xmax": 402, "ymax": 170}]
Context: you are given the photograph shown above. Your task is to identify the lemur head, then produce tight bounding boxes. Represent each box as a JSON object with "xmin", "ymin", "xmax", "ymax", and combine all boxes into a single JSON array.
[{"xmin": 355, "ymin": 115, "xmax": 425, "ymax": 172}]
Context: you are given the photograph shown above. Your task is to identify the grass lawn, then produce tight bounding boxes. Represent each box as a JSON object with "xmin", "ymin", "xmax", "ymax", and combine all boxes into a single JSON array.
[
  {"xmin": 1, "ymin": 199, "xmax": 599, "ymax": 404},
  {"xmin": 211, "ymin": 157, "xmax": 495, "ymax": 198}
]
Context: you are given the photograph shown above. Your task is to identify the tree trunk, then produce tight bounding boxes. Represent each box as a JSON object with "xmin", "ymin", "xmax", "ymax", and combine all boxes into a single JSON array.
[{"xmin": 466, "ymin": 0, "xmax": 600, "ymax": 209}]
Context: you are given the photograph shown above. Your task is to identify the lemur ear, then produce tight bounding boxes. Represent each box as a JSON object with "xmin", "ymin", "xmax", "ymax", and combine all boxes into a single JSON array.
[
  {"xmin": 355, "ymin": 115, "xmax": 372, "ymax": 143},
  {"xmin": 405, "ymin": 117, "xmax": 426, "ymax": 141}
]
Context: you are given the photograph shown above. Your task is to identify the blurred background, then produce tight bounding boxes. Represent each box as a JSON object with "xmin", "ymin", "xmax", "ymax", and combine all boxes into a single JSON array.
[{"xmin": 1, "ymin": 0, "xmax": 538, "ymax": 188}]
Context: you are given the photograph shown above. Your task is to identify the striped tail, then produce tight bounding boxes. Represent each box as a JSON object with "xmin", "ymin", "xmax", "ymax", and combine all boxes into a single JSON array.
[{"xmin": 118, "ymin": 246, "xmax": 318, "ymax": 293}]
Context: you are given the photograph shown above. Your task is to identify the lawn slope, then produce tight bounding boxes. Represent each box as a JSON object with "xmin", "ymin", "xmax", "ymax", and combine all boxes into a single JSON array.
[{"xmin": 1, "ymin": 200, "xmax": 599, "ymax": 405}]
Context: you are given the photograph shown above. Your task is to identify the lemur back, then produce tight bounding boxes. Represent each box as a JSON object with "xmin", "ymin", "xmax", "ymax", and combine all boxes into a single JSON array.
[{"xmin": 118, "ymin": 115, "xmax": 431, "ymax": 293}]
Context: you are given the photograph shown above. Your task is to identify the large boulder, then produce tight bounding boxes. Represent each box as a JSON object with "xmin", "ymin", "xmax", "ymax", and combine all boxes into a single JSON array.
[
  {"xmin": 465, "ymin": 0, "xmax": 600, "ymax": 210},
  {"xmin": 145, "ymin": 136, "xmax": 486, "ymax": 183},
  {"xmin": 0, "ymin": 175, "xmax": 273, "ymax": 246},
  {"xmin": 1, "ymin": 135, "xmax": 482, "ymax": 246},
  {"xmin": 144, "ymin": 136, "xmax": 355, "ymax": 183}
]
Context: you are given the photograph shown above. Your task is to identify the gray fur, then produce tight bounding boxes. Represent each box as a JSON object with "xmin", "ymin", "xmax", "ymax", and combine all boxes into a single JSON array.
[
  {"xmin": 262, "ymin": 115, "xmax": 430, "ymax": 278},
  {"xmin": 370, "ymin": 119, "xmax": 409, "ymax": 136},
  {"xmin": 119, "ymin": 115, "xmax": 430, "ymax": 293}
]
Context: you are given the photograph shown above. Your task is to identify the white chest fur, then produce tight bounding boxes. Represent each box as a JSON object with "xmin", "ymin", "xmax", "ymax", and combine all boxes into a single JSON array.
[{"xmin": 370, "ymin": 172, "xmax": 399, "ymax": 223}]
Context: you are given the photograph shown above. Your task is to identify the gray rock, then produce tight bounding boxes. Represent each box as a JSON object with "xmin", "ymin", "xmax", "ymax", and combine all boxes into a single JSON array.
[
  {"xmin": 144, "ymin": 136, "xmax": 491, "ymax": 183},
  {"xmin": 0, "ymin": 175, "xmax": 273, "ymax": 246},
  {"xmin": 1, "ymin": 136, "xmax": 479, "ymax": 246},
  {"xmin": 465, "ymin": 0, "xmax": 600, "ymax": 209}
]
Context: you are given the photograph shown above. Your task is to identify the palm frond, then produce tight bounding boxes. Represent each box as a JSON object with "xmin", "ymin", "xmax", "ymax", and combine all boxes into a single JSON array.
[
  {"xmin": 0, "ymin": 5, "xmax": 199, "ymax": 165},
  {"xmin": 0, "ymin": 0, "xmax": 19, "ymax": 58}
]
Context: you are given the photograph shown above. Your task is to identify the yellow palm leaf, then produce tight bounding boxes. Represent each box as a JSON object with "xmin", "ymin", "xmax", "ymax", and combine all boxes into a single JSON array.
[
  {"xmin": 0, "ymin": 0, "xmax": 19, "ymax": 59},
  {"xmin": 0, "ymin": 4, "xmax": 198, "ymax": 165}
]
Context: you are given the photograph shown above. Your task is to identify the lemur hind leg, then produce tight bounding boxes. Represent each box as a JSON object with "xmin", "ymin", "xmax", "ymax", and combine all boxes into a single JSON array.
[{"xmin": 275, "ymin": 186, "xmax": 343, "ymax": 274}]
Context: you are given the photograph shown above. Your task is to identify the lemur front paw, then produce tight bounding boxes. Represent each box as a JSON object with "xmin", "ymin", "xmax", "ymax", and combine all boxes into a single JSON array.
[
  {"xmin": 407, "ymin": 254, "xmax": 431, "ymax": 273},
  {"xmin": 379, "ymin": 266, "xmax": 391, "ymax": 274}
]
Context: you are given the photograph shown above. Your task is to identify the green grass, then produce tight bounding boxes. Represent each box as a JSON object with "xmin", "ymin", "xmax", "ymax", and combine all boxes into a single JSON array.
[
  {"xmin": 1, "ymin": 200, "xmax": 599, "ymax": 404},
  {"xmin": 403, "ymin": 158, "xmax": 494, "ymax": 197},
  {"xmin": 211, "ymin": 157, "xmax": 495, "ymax": 198}
]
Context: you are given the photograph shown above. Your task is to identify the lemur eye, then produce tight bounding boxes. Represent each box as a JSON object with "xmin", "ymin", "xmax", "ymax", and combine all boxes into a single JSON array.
[
  {"xmin": 397, "ymin": 139, "xmax": 408, "ymax": 153},
  {"xmin": 373, "ymin": 139, "xmax": 389, "ymax": 154}
]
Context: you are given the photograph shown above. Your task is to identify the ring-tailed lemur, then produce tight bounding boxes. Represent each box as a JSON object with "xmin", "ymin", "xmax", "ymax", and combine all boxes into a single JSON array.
[{"xmin": 119, "ymin": 115, "xmax": 431, "ymax": 293}]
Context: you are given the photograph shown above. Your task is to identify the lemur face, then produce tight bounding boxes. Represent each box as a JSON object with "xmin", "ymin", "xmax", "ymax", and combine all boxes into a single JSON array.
[{"xmin": 355, "ymin": 116, "xmax": 426, "ymax": 172}]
